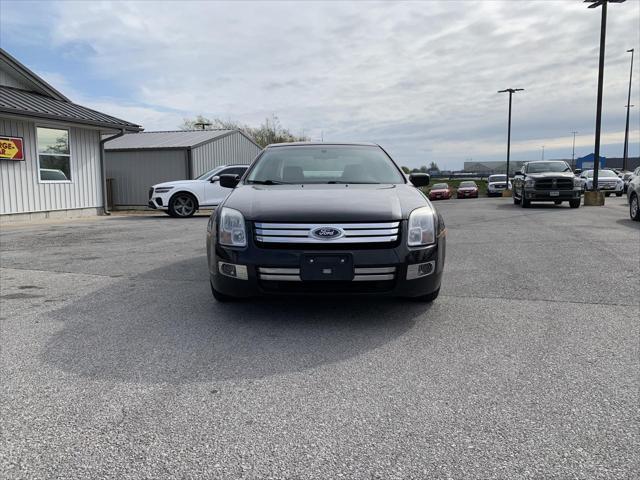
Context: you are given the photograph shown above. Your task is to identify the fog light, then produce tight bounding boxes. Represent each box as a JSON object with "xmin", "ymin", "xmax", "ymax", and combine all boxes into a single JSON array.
[
  {"xmin": 406, "ymin": 261, "xmax": 435, "ymax": 280},
  {"xmin": 218, "ymin": 262, "xmax": 248, "ymax": 280}
]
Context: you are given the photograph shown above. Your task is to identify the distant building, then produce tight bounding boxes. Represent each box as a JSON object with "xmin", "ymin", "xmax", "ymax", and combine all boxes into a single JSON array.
[
  {"xmin": 104, "ymin": 130, "xmax": 262, "ymax": 207},
  {"xmin": 0, "ymin": 48, "xmax": 141, "ymax": 222},
  {"xmin": 574, "ymin": 154, "xmax": 639, "ymax": 171}
]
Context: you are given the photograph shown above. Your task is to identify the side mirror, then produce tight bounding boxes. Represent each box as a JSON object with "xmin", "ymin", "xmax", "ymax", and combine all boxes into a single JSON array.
[
  {"xmin": 209, "ymin": 175, "xmax": 220, "ymax": 183},
  {"xmin": 574, "ymin": 169, "xmax": 582, "ymax": 175},
  {"xmin": 219, "ymin": 174, "xmax": 240, "ymax": 188},
  {"xmin": 409, "ymin": 173, "xmax": 430, "ymax": 187}
]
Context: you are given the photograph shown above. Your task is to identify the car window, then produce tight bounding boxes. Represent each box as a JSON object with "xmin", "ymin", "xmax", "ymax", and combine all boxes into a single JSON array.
[
  {"xmin": 526, "ymin": 162, "xmax": 570, "ymax": 173},
  {"xmin": 246, "ymin": 145, "xmax": 405, "ymax": 184},
  {"xmin": 219, "ymin": 167, "xmax": 247, "ymax": 177}
]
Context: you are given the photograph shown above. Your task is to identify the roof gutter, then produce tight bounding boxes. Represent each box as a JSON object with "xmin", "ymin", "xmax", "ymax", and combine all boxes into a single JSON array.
[{"xmin": 100, "ymin": 129, "xmax": 126, "ymax": 215}]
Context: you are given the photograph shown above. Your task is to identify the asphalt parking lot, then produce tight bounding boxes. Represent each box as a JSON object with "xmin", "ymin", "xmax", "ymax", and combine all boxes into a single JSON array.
[{"xmin": 1, "ymin": 197, "xmax": 638, "ymax": 479}]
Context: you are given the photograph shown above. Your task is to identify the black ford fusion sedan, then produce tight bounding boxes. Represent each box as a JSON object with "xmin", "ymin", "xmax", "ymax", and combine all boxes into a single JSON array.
[{"xmin": 206, "ymin": 143, "xmax": 446, "ymax": 301}]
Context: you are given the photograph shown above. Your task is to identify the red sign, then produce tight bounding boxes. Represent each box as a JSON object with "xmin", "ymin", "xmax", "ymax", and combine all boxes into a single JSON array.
[{"xmin": 0, "ymin": 136, "xmax": 24, "ymax": 161}]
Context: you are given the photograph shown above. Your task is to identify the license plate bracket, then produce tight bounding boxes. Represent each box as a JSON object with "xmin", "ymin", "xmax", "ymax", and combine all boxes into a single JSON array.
[
  {"xmin": 300, "ymin": 254, "xmax": 353, "ymax": 281},
  {"xmin": 549, "ymin": 191, "xmax": 560, "ymax": 197}
]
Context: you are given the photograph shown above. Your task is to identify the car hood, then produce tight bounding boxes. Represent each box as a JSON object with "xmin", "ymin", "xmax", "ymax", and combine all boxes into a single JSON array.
[
  {"xmin": 223, "ymin": 184, "xmax": 429, "ymax": 222},
  {"xmin": 153, "ymin": 179, "xmax": 202, "ymax": 188},
  {"xmin": 526, "ymin": 172, "xmax": 575, "ymax": 179}
]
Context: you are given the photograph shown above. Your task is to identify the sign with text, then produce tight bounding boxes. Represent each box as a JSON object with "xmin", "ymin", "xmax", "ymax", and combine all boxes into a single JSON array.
[{"xmin": 0, "ymin": 136, "xmax": 24, "ymax": 161}]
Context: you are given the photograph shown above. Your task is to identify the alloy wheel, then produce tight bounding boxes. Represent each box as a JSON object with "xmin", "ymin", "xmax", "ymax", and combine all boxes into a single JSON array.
[{"xmin": 173, "ymin": 195, "xmax": 195, "ymax": 217}]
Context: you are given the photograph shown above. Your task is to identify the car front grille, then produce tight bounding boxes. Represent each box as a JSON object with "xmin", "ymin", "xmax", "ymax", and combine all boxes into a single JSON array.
[
  {"xmin": 254, "ymin": 221, "xmax": 400, "ymax": 247},
  {"xmin": 535, "ymin": 178, "xmax": 574, "ymax": 190}
]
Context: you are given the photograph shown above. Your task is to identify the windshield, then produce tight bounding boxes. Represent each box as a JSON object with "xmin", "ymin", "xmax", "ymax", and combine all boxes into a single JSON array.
[
  {"xmin": 459, "ymin": 181, "xmax": 477, "ymax": 188},
  {"xmin": 526, "ymin": 162, "xmax": 571, "ymax": 173},
  {"xmin": 488, "ymin": 175, "xmax": 506, "ymax": 182},
  {"xmin": 195, "ymin": 166, "xmax": 225, "ymax": 180},
  {"xmin": 586, "ymin": 169, "xmax": 617, "ymax": 178},
  {"xmin": 432, "ymin": 183, "xmax": 449, "ymax": 189},
  {"xmin": 245, "ymin": 145, "xmax": 405, "ymax": 184}
]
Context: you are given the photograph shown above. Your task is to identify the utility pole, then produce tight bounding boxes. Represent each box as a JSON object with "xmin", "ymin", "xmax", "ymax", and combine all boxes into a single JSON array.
[
  {"xmin": 498, "ymin": 88, "xmax": 524, "ymax": 186},
  {"xmin": 541, "ymin": 145, "xmax": 545, "ymax": 161},
  {"xmin": 623, "ymin": 48, "xmax": 634, "ymax": 171},
  {"xmin": 585, "ymin": 0, "xmax": 626, "ymax": 191},
  {"xmin": 571, "ymin": 131, "xmax": 578, "ymax": 169}
]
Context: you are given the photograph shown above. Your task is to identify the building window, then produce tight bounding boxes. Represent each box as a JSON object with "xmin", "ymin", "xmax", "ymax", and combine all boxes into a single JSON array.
[{"xmin": 37, "ymin": 127, "xmax": 71, "ymax": 182}]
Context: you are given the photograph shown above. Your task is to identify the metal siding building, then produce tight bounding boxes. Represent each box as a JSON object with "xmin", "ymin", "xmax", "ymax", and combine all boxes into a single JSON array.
[
  {"xmin": 0, "ymin": 48, "xmax": 141, "ymax": 222},
  {"xmin": 105, "ymin": 130, "xmax": 261, "ymax": 207}
]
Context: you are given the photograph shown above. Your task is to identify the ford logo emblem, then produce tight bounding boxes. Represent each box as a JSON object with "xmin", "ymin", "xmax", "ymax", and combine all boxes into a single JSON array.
[{"xmin": 310, "ymin": 227, "xmax": 344, "ymax": 240}]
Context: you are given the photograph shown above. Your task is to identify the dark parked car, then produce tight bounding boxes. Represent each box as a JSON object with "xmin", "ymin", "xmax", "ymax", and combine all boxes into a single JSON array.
[
  {"xmin": 512, "ymin": 160, "xmax": 582, "ymax": 208},
  {"xmin": 428, "ymin": 183, "xmax": 452, "ymax": 200},
  {"xmin": 456, "ymin": 180, "xmax": 479, "ymax": 199},
  {"xmin": 627, "ymin": 167, "xmax": 640, "ymax": 221},
  {"xmin": 206, "ymin": 143, "xmax": 446, "ymax": 302}
]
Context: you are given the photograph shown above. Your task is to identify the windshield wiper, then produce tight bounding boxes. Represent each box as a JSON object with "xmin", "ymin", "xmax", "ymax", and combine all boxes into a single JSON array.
[{"xmin": 247, "ymin": 179, "xmax": 288, "ymax": 185}]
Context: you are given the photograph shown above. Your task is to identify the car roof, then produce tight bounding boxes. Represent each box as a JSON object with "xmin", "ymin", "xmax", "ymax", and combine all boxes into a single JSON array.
[{"xmin": 265, "ymin": 142, "xmax": 379, "ymax": 148}]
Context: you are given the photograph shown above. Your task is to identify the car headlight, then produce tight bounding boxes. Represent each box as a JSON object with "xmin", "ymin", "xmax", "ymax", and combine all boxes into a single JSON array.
[
  {"xmin": 525, "ymin": 179, "xmax": 535, "ymax": 188},
  {"xmin": 154, "ymin": 186, "xmax": 174, "ymax": 193},
  {"xmin": 573, "ymin": 177, "xmax": 582, "ymax": 187},
  {"xmin": 408, "ymin": 206, "xmax": 436, "ymax": 246},
  {"xmin": 218, "ymin": 207, "xmax": 247, "ymax": 247}
]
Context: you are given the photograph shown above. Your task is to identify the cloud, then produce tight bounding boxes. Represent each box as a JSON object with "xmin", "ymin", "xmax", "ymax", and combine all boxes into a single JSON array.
[{"xmin": 1, "ymin": 0, "xmax": 639, "ymax": 168}]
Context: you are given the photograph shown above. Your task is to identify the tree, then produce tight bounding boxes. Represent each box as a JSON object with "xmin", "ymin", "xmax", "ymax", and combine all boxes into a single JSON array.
[
  {"xmin": 428, "ymin": 161, "xmax": 440, "ymax": 172},
  {"xmin": 179, "ymin": 114, "xmax": 308, "ymax": 148},
  {"xmin": 401, "ymin": 166, "xmax": 411, "ymax": 174}
]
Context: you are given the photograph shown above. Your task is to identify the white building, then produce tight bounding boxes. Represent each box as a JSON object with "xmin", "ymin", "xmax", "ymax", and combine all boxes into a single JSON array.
[{"xmin": 0, "ymin": 48, "xmax": 141, "ymax": 223}]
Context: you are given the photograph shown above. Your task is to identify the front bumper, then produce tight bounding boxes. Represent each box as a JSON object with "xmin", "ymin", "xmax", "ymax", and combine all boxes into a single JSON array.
[
  {"xmin": 208, "ymin": 235, "xmax": 445, "ymax": 298},
  {"xmin": 524, "ymin": 188, "xmax": 581, "ymax": 200}
]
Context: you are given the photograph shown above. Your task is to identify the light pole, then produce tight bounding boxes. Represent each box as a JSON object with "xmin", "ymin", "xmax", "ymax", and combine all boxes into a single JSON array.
[
  {"xmin": 571, "ymin": 131, "xmax": 578, "ymax": 169},
  {"xmin": 498, "ymin": 88, "xmax": 524, "ymax": 187},
  {"xmin": 623, "ymin": 48, "xmax": 634, "ymax": 172},
  {"xmin": 585, "ymin": 0, "xmax": 626, "ymax": 192},
  {"xmin": 541, "ymin": 145, "xmax": 545, "ymax": 160}
]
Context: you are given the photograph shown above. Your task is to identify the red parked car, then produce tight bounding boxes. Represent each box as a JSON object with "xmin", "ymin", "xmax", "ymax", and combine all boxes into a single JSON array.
[
  {"xmin": 457, "ymin": 181, "xmax": 479, "ymax": 199},
  {"xmin": 429, "ymin": 183, "xmax": 452, "ymax": 200}
]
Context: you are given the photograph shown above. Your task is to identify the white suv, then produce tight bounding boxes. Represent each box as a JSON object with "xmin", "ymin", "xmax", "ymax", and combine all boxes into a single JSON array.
[{"xmin": 149, "ymin": 165, "xmax": 248, "ymax": 217}]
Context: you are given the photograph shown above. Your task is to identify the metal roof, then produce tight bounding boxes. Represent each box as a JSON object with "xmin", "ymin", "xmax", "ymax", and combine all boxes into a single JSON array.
[
  {"xmin": 104, "ymin": 130, "xmax": 243, "ymax": 150},
  {"xmin": 0, "ymin": 48, "xmax": 69, "ymax": 102},
  {"xmin": 0, "ymin": 86, "xmax": 142, "ymax": 132}
]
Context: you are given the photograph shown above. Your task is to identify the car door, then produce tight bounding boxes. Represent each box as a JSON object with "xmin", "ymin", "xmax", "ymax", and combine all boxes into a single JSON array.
[{"xmin": 202, "ymin": 166, "xmax": 248, "ymax": 206}]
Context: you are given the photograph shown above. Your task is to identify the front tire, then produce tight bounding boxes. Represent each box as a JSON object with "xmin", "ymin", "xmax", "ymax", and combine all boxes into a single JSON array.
[
  {"xmin": 521, "ymin": 194, "xmax": 530, "ymax": 208},
  {"xmin": 616, "ymin": 192, "xmax": 623, "ymax": 197},
  {"xmin": 169, "ymin": 193, "xmax": 197, "ymax": 218},
  {"xmin": 630, "ymin": 194, "xmax": 640, "ymax": 221},
  {"xmin": 513, "ymin": 192, "xmax": 521, "ymax": 205},
  {"xmin": 569, "ymin": 198, "xmax": 581, "ymax": 209}
]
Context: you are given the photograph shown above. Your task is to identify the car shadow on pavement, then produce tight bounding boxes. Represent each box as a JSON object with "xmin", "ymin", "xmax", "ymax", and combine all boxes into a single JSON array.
[
  {"xmin": 41, "ymin": 256, "xmax": 430, "ymax": 384},
  {"xmin": 615, "ymin": 218, "xmax": 640, "ymax": 230}
]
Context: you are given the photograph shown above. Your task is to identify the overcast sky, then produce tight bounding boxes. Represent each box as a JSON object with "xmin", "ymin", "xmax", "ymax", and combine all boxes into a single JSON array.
[{"xmin": 1, "ymin": 0, "xmax": 639, "ymax": 169}]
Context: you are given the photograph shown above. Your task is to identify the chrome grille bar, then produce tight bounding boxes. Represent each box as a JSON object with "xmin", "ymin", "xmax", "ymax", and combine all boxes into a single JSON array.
[
  {"xmin": 255, "ymin": 221, "xmax": 400, "ymax": 244},
  {"xmin": 258, "ymin": 265, "xmax": 397, "ymax": 282}
]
